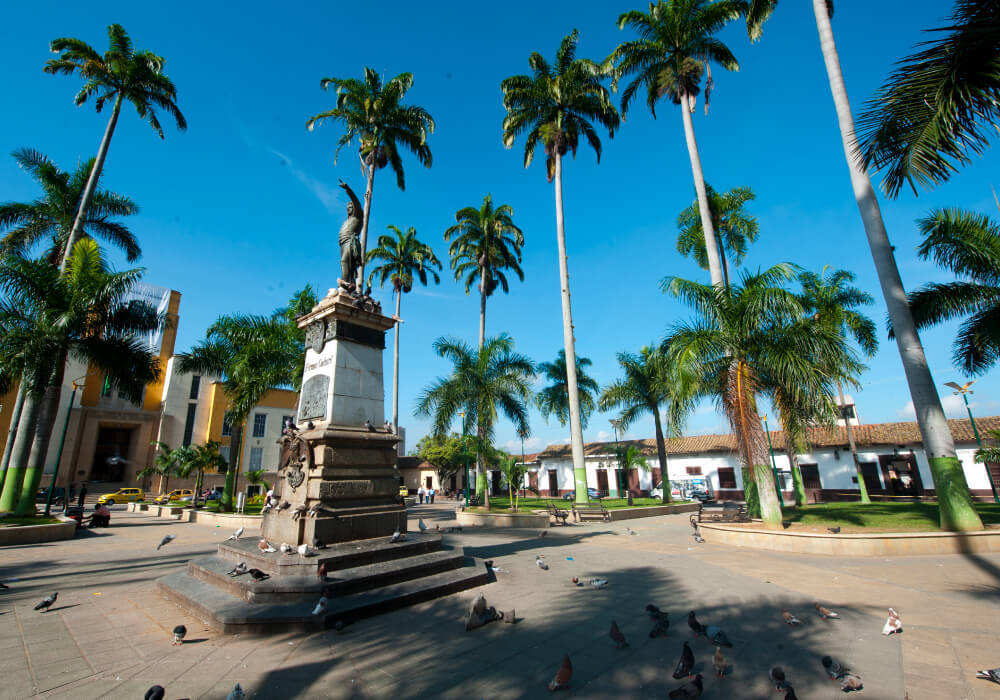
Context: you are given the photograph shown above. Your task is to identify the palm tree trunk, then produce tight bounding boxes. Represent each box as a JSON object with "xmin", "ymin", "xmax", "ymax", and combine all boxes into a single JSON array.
[
  {"xmin": 679, "ymin": 93, "xmax": 726, "ymax": 289},
  {"xmin": 719, "ymin": 239, "xmax": 731, "ymax": 290},
  {"xmin": 652, "ymin": 407, "xmax": 672, "ymax": 504},
  {"xmin": 60, "ymin": 94, "xmax": 123, "ymax": 273},
  {"xmin": 0, "ymin": 390, "xmax": 40, "ymax": 511},
  {"xmin": 355, "ymin": 164, "xmax": 376, "ymax": 291},
  {"xmin": 731, "ymin": 360, "xmax": 782, "ymax": 525},
  {"xmin": 812, "ymin": 0, "xmax": 981, "ymax": 531},
  {"xmin": 479, "ymin": 265, "xmax": 487, "ymax": 349},
  {"xmin": 15, "ymin": 363, "xmax": 66, "ymax": 515},
  {"xmin": 838, "ymin": 383, "xmax": 870, "ymax": 504},
  {"xmin": 787, "ymin": 447, "xmax": 807, "ymax": 507},
  {"xmin": 392, "ymin": 292, "xmax": 401, "ymax": 434},
  {"xmin": 0, "ymin": 386, "xmax": 25, "ymax": 492},
  {"xmin": 477, "ymin": 423, "xmax": 489, "ymax": 507},
  {"xmin": 552, "ymin": 153, "xmax": 589, "ymax": 506}
]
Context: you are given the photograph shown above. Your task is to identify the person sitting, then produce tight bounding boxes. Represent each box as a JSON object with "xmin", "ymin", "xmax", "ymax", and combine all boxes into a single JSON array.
[{"xmin": 88, "ymin": 503, "xmax": 111, "ymax": 528}]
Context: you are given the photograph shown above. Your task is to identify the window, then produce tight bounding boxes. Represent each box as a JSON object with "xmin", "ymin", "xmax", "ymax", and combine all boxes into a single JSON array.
[
  {"xmin": 219, "ymin": 445, "xmax": 231, "ymax": 465},
  {"xmin": 222, "ymin": 412, "xmax": 233, "ymax": 437},
  {"xmin": 252, "ymin": 413, "xmax": 267, "ymax": 438},
  {"xmin": 717, "ymin": 467, "xmax": 737, "ymax": 489},
  {"xmin": 189, "ymin": 375, "xmax": 201, "ymax": 400},
  {"xmin": 182, "ymin": 404, "xmax": 197, "ymax": 446},
  {"xmin": 800, "ymin": 464, "xmax": 822, "ymax": 489},
  {"xmin": 686, "ymin": 466, "xmax": 702, "ymax": 475},
  {"xmin": 249, "ymin": 446, "xmax": 263, "ymax": 470},
  {"xmin": 101, "ymin": 375, "xmax": 112, "ymax": 398}
]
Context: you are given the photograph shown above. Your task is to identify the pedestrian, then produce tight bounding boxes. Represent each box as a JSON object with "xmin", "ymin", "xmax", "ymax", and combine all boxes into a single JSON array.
[
  {"xmin": 418, "ymin": 485, "xmax": 425, "ymax": 504},
  {"xmin": 68, "ymin": 482, "xmax": 76, "ymax": 503},
  {"xmin": 429, "ymin": 487, "xmax": 436, "ymax": 504},
  {"xmin": 77, "ymin": 483, "xmax": 87, "ymax": 508}
]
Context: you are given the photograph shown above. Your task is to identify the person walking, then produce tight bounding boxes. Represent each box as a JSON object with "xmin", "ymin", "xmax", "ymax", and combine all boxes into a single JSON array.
[
  {"xmin": 417, "ymin": 485, "xmax": 425, "ymax": 504},
  {"xmin": 429, "ymin": 487, "xmax": 436, "ymax": 504},
  {"xmin": 77, "ymin": 483, "xmax": 87, "ymax": 508}
]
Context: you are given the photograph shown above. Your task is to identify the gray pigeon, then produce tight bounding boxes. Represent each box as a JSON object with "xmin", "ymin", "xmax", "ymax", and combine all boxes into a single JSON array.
[
  {"xmin": 34, "ymin": 592, "xmax": 57, "ymax": 612},
  {"xmin": 144, "ymin": 686, "xmax": 165, "ymax": 700},
  {"xmin": 227, "ymin": 562, "xmax": 248, "ymax": 577},
  {"xmin": 390, "ymin": 528, "xmax": 402, "ymax": 543},
  {"xmin": 672, "ymin": 642, "xmax": 695, "ymax": 679},
  {"xmin": 769, "ymin": 666, "xmax": 788, "ymax": 690},
  {"xmin": 291, "ymin": 505, "xmax": 307, "ymax": 521},
  {"xmin": 156, "ymin": 534, "xmax": 176, "ymax": 550},
  {"xmin": 172, "ymin": 624, "xmax": 186, "ymax": 645},
  {"xmin": 650, "ymin": 616, "xmax": 670, "ymax": 638},
  {"xmin": 228, "ymin": 527, "xmax": 244, "ymax": 541},
  {"xmin": 821, "ymin": 655, "xmax": 846, "ymax": 680},
  {"xmin": 705, "ymin": 624, "xmax": 732, "ymax": 647},
  {"xmin": 976, "ymin": 668, "xmax": 1000, "ymax": 684},
  {"xmin": 646, "ymin": 604, "xmax": 665, "ymax": 620},
  {"xmin": 226, "ymin": 683, "xmax": 245, "ymax": 700},
  {"xmin": 418, "ymin": 518, "xmax": 427, "ymax": 534},
  {"xmin": 536, "ymin": 555, "xmax": 549, "ymax": 570}
]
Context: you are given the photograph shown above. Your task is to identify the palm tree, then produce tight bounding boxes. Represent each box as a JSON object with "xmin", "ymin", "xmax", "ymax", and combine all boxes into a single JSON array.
[
  {"xmin": 599, "ymin": 346, "xmax": 690, "ymax": 503},
  {"xmin": 497, "ymin": 454, "xmax": 528, "ymax": 512},
  {"xmin": 246, "ymin": 469, "xmax": 270, "ymax": 494},
  {"xmin": 188, "ymin": 441, "xmax": 228, "ymax": 508},
  {"xmin": 306, "ymin": 68, "xmax": 434, "ymax": 289},
  {"xmin": 177, "ymin": 289, "xmax": 317, "ymax": 511},
  {"xmin": 798, "ymin": 266, "xmax": 878, "ymax": 503},
  {"xmin": 608, "ymin": 0, "xmax": 744, "ymax": 289},
  {"xmin": 444, "ymin": 195, "xmax": 525, "ymax": 349},
  {"xmin": 744, "ymin": 0, "xmax": 984, "ymax": 531},
  {"xmin": 415, "ymin": 334, "xmax": 534, "ymax": 507},
  {"xmin": 44, "ymin": 24, "xmax": 185, "ymax": 272},
  {"xmin": 501, "ymin": 29, "xmax": 619, "ymax": 505},
  {"xmin": 676, "ymin": 183, "xmax": 758, "ymax": 288},
  {"xmin": 890, "ymin": 209, "xmax": 1000, "ymax": 376},
  {"xmin": 536, "ymin": 350, "xmax": 599, "ymax": 430},
  {"xmin": 367, "ymin": 225, "xmax": 442, "ymax": 433},
  {"xmin": 856, "ymin": 0, "xmax": 1000, "ymax": 197},
  {"xmin": 139, "ymin": 441, "xmax": 184, "ymax": 495},
  {"xmin": 616, "ymin": 445, "xmax": 650, "ymax": 502},
  {"xmin": 0, "ymin": 239, "xmax": 162, "ymax": 514},
  {"xmin": 975, "ymin": 429, "xmax": 1000, "ymax": 469}
]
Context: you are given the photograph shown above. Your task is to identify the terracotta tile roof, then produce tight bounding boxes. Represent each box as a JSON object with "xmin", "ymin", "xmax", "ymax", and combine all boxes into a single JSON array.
[
  {"xmin": 535, "ymin": 416, "xmax": 1000, "ymax": 460},
  {"xmin": 397, "ymin": 456, "xmax": 433, "ymax": 470}
]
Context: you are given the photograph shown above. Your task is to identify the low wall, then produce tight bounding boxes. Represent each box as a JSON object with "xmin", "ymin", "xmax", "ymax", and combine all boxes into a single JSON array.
[
  {"xmin": 185, "ymin": 510, "xmax": 263, "ymax": 531},
  {"xmin": 699, "ymin": 522, "xmax": 1000, "ymax": 556},
  {"xmin": 456, "ymin": 510, "xmax": 549, "ymax": 529},
  {"xmin": 0, "ymin": 515, "xmax": 77, "ymax": 546},
  {"xmin": 607, "ymin": 502, "xmax": 700, "ymax": 521},
  {"xmin": 127, "ymin": 503, "xmax": 187, "ymax": 519}
]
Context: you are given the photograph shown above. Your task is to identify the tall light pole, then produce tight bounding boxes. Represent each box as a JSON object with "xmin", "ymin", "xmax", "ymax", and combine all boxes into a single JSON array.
[
  {"xmin": 610, "ymin": 419, "xmax": 622, "ymax": 500},
  {"xmin": 459, "ymin": 410, "xmax": 469, "ymax": 507},
  {"xmin": 44, "ymin": 374, "xmax": 91, "ymax": 516},
  {"xmin": 761, "ymin": 415, "xmax": 785, "ymax": 508},
  {"xmin": 945, "ymin": 380, "xmax": 999, "ymax": 504}
]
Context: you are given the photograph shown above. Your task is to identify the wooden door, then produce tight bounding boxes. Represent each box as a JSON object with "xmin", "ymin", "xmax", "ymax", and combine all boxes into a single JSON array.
[
  {"xmin": 859, "ymin": 462, "xmax": 882, "ymax": 493},
  {"xmin": 596, "ymin": 470, "xmax": 609, "ymax": 495},
  {"xmin": 879, "ymin": 454, "xmax": 923, "ymax": 496},
  {"xmin": 548, "ymin": 470, "xmax": 558, "ymax": 496},
  {"xmin": 491, "ymin": 470, "xmax": 501, "ymax": 494},
  {"xmin": 529, "ymin": 471, "xmax": 538, "ymax": 493},
  {"xmin": 425, "ymin": 476, "xmax": 433, "ymax": 490}
]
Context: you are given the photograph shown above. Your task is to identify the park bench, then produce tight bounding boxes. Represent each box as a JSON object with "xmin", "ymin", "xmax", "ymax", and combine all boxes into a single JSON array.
[
  {"xmin": 546, "ymin": 501, "xmax": 569, "ymax": 525},
  {"xmin": 572, "ymin": 501, "xmax": 610, "ymax": 523},
  {"xmin": 689, "ymin": 502, "xmax": 750, "ymax": 530},
  {"xmin": 468, "ymin": 494, "xmax": 482, "ymax": 507}
]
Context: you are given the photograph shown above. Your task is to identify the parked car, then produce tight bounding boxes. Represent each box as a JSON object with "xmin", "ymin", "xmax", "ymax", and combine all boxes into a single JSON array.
[
  {"xmin": 399, "ymin": 485, "xmax": 410, "ymax": 497},
  {"xmin": 96, "ymin": 487, "xmax": 145, "ymax": 505},
  {"xmin": 562, "ymin": 487, "xmax": 602, "ymax": 501},
  {"xmin": 689, "ymin": 488, "xmax": 713, "ymax": 502},
  {"xmin": 154, "ymin": 489, "xmax": 193, "ymax": 505},
  {"xmin": 35, "ymin": 487, "xmax": 67, "ymax": 507}
]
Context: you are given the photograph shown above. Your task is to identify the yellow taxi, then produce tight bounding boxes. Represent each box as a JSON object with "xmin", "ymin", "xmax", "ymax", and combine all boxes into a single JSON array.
[
  {"xmin": 96, "ymin": 487, "xmax": 145, "ymax": 505},
  {"xmin": 399, "ymin": 485, "xmax": 410, "ymax": 497},
  {"xmin": 154, "ymin": 489, "xmax": 193, "ymax": 505}
]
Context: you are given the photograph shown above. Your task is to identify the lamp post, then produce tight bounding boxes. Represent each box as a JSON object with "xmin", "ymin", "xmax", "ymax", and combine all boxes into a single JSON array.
[
  {"xmin": 459, "ymin": 410, "xmax": 469, "ymax": 507},
  {"xmin": 610, "ymin": 419, "xmax": 622, "ymax": 500},
  {"xmin": 945, "ymin": 380, "xmax": 999, "ymax": 504},
  {"xmin": 761, "ymin": 415, "xmax": 785, "ymax": 508},
  {"xmin": 44, "ymin": 375, "xmax": 90, "ymax": 516}
]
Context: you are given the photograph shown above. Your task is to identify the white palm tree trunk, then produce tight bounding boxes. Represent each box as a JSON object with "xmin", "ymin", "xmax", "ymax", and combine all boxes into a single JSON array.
[
  {"xmin": 553, "ymin": 154, "xmax": 588, "ymax": 505},
  {"xmin": 479, "ymin": 266, "xmax": 487, "ymax": 349},
  {"xmin": 0, "ymin": 386, "xmax": 25, "ymax": 488},
  {"xmin": 355, "ymin": 164, "xmax": 376, "ymax": 291},
  {"xmin": 679, "ymin": 93, "xmax": 726, "ymax": 289},
  {"xmin": 392, "ymin": 291, "xmax": 401, "ymax": 434},
  {"xmin": 61, "ymin": 94, "xmax": 123, "ymax": 272},
  {"xmin": 0, "ymin": 391, "xmax": 40, "ymax": 512},
  {"xmin": 837, "ymin": 383, "xmax": 870, "ymax": 503},
  {"xmin": 812, "ymin": 0, "xmax": 981, "ymax": 530}
]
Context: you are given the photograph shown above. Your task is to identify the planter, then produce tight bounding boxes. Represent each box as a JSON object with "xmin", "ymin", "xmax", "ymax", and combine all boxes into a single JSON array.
[
  {"xmin": 699, "ymin": 522, "xmax": 1000, "ymax": 556},
  {"xmin": 0, "ymin": 515, "xmax": 78, "ymax": 546},
  {"xmin": 606, "ymin": 502, "xmax": 700, "ymax": 522},
  {"xmin": 455, "ymin": 510, "xmax": 550, "ymax": 529},
  {"xmin": 186, "ymin": 509, "xmax": 263, "ymax": 531}
]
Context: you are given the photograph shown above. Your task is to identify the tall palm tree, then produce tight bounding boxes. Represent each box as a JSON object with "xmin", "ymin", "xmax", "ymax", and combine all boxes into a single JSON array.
[
  {"xmin": 306, "ymin": 68, "xmax": 434, "ymax": 289},
  {"xmin": 44, "ymin": 24, "xmax": 185, "ymax": 272},
  {"xmin": 501, "ymin": 29, "xmax": 619, "ymax": 505},
  {"xmin": 366, "ymin": 225, "xmax": 442, "ymax": 433},
  {"xmin": 599, "ymin": 345, "xmax": 690, "ymax": 503},
  {"xmin": 676, "ymin": 183, "xmax": 758, "ymax": 288},
  {"xmin": 139, "ymin": 441, "xmax": 184, "ymax": 495},
  {"xmin": 415, "ymin": 334, "xmax": 534, "ymax": 507},
  {"xmin": 536, "ymin": 350, "xmax": 599, "ymax": 430},
  {"xmin": 177, "ymin": 289, "xmax": 317, "ymax": 511},
  {"xmin": 798, "ymin": 266, "xmax": 877, "ymax": 503},
  {"xmin": 857, "ymin": 0, "xmax": 1000, "ymax": 197},
  {"xmin": 744, "ymin": 1, "xmax": 984, "ymax": 531},
  {"xmin": 608, "ymin": 0, "xmax": 744, "ymax": 289},
  {"xmin": 890, "ymin": 209, "xmax": 1000, "ymax": 376},
  {"xmin": 444, "ymin": 195, "xmax": 525, "ymax": 348},
  {"xmin": 0, "ymin": 239, "xmax": 162, "ymax": 514}
]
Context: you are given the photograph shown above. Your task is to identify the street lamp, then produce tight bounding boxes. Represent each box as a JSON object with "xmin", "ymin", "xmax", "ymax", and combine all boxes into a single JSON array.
[
  {"xmin": 610, "ymin": 419, "xmax": 622, "ymax": 500},
  {"xmin": 44, "ymin": 374, "xmax": 92, "ymax": 516},
  {"xmin": 761, "ymin": 415, "xmax": 785, "ymax": 508},
  {"xmin": 944, "ymin": 380, "xmax": 999, "ymax": 504},
  {"xmin": 459, "ymin": 410, "xmax": 469, "ymax": 508}
]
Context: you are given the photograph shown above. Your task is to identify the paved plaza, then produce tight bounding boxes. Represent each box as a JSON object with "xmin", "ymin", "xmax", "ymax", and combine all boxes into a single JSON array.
[{"xmin": 1, "ymin": 505, "xmax": 998, "ymax": 699}]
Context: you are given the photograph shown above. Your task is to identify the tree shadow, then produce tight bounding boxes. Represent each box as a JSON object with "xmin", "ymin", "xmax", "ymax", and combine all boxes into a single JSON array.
[{"xmin": 953, "ymin": 533, "xmax": 1000, "ymax": 599}]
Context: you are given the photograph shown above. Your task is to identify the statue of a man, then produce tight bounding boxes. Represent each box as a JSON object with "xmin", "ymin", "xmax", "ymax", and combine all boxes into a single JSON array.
[{"xmin": 337, "ymin": 180, "xmax": 363, "ymax": 291}]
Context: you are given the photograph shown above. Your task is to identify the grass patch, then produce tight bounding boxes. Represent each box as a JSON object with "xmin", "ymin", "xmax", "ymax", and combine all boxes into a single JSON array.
[
  {"xmin": 779, "ymin": 502, "xmax": 1000, "ymax": 532},
  {"xmin": 472, "ymin": 497, "xmax": 691, "ymax": 512},
  {"xmin": 0, "ymin": 516, "xmax": 62, "ymax": 526},
  {"xmin": 172, "ymin": 500, "xmax": 263, "ymax": 514}
]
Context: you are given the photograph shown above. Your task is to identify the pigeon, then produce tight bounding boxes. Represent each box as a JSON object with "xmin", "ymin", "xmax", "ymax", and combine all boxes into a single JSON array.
[
  {"xmin": 34, "ymin": 592, "xmax": 57, "ymax": 612},
  {"xmin": 687, "ymin": 611, "xmax": 705, "ymax": 637},
  {"xmin": 713, "ymin": 647, "xmax": 727, "ymax": 679},
  {"xmin": 539, "ymin": 529, "xmax": 548, "ymax": 538},
  {"xmin": 226, "ymin": 684, "xmax": 245, "ymax": 700},
  {"xmin": 770, "ymin": 666, "xmax": 789, "ymax": 690},
  {"xmin": 590, "ymin": 578, "xmax": 608, "ymax": 588},
  {"xmin": 828, "ymin": 526, "xmax": 841, "ymax": 534},
  {"xmin": 390, "ymin": 528, "xmax": 402, "ymax": 543},
  {"xmin": 672, "ymin": 641, "xmax": 695, "ymax": 679},
  {"xmin": 262, "ymin": 497, "xmax": 278, "ymax": 514},
  {"xmin": 291, "ymin": 505, "xmax": 307, "ymax": 521},
  {"xmin": 364, "ymin": 418, "xmax": 374, "ymax": 431},
  {"xmin": 650, "ymin": 616, "xmax": 670, "ymax": 638},
  {"xmin": 172, "ymin": 624, "xmax": 187, "ymax": 645},
  {"xmin": 647, "ymin": 603, "xmax": 665, "ymax": 619},
  {"xmin": 882, "ymin": 607, "xmax": 902, "ymax": 635},
  {"xmin": 815, "ymin": 602, "xmax": 840, "ymax": 619},
  {"xmin": 547, "ymin": 654, "xmax": 572, "ymax": 691},
  {"xmin": 668, "ymin": 673, "xmax": 703, "ymax": 698},
  {"xmin": 258, "ymin": 539, "xmax": 277, "ymax": 553},
  {"xmin": 157, "ymin": 534, "xmax": 176, "ymax": 550},
  {"xmin": 783, "ymin": 686, "xmax": 799, "ymax": 700},
  {"xmin": 782, "ymin": 609, "xmax": 802, "ymax": 625},
  {"xmin": 705, "ymin": 625, "xmax": 733, "ymax": 647},
  {"xmin": 465, "ymin": 594, "xmax": 488, "ymax": 631},
  {"xmin": 976, "ymin": 668, "xmax": 1000, "ymax": 684},
  {"xmin": 144, "ymin": 686, "xmax": 165, "ymax": 700},
  {"xmin": 248, "ymin": 568, "xmax": 270, "ymax": 583},
  {"xmin": 502, "ymin": 609, "xmax": 517, "ymax": 624},
  {"xmin": 228, "ymin": 527, "xmax": 244, "ymax": 541},
  {"xmin": 227, "ymin": 562, "xmax": 248, "ymax": 577},
  {"xmin": 822, "ymin": 655, "xmax": 846, "ymax": 680},
  {"xmin": 277, "ymin": 501, "xmax": 291, "ymax": 511},
  {"xmin": 279, "ymin": 542, "xmax": 293, "ymax": 555},
  {"xmin": 308, "ymin": 502, "xmax": 324, "ymax": 518},
  {"xmin": 536, "ymin": 555, "xmax": 549, "ymax": 571},
  {"xmin": 840, "ymin": 673, "xmax": 864, "ymax": 692},
  {"xmin": 418, "ymin": 519, "xmax": 427, "ymax": 534},
  {"xmin": 311, "ymin": 536, "xmax": 325, "ymax": 549},
  {"xmin": 609, "ymin": 620, "xmax": 628, "ymax": 648},
  {"xmin": 626, "ymin": 527, "xmax": 637, "ymax": 535},
  {"xmin": 312, "ymin": 596, "xmax": 329, "ymax": 616},
  {"xmin": 693, "ymin": 533, "xmax": 705, "ymax": 543}
]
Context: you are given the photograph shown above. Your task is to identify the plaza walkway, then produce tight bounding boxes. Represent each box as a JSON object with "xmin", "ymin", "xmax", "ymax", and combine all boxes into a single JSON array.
[{"xmin": 0, "ymin": 503, "xmax": 997, "ymax": 698}]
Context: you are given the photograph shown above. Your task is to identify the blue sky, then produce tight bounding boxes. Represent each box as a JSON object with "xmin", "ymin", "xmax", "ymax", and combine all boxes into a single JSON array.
[{"xmin": 2, "ymin": 1, "xmax": 997, "ymax": 455}]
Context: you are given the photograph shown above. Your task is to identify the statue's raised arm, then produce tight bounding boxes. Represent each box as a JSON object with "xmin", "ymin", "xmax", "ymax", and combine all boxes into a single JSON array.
[
  {"xmin": 336, "ymin": 180, "xmax": 364, "ymax": 291},
  {"xmin": 339, "ymin": 180, "xmax": 363, "ymax": 217}
]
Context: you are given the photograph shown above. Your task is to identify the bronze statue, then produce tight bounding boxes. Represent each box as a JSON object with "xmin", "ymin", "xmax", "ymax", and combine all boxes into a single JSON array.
[{"xmin": 337, "ymin": 180, "xmax": 363, "ymax": 290}]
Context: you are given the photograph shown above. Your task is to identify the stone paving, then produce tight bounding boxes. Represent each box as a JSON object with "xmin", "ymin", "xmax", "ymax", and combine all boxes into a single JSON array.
[{"xmin": 0, "ymin": 503, "xmax": 998, "ymax": 699}]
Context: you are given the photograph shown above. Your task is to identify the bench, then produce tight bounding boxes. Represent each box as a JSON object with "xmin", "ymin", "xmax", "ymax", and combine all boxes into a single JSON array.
[
  {"xmin": 546, "ymin": 501, "xmax": 570, "ymax": 525},
  {"xmin": 689, "ymin": 502, "xmax": 750, "ymax": 530},
  {"xmin": 572, "ymin": 501, "xmax": 610, "ymax": 522},
  {"xmin": 468, "ymin": 494, "xmax": 482, "ymax": 507}
]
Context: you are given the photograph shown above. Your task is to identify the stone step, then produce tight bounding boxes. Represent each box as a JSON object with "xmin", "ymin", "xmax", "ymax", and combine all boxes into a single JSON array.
[
  {"xmin": 189, "ymin": 548, "xmax": 468, "ymax": 603},
  {"xmin": 158, "ymin": 560, "xmax": 489, "ymax": 634}
]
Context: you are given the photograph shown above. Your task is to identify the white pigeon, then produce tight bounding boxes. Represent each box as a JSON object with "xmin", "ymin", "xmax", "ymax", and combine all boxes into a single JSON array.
[
  {"xmin": 156, "ymin": 534, "xmax": 176, "ymax": 551},
  {"xmin": 228, "ymin": 527, "xmax": 244, "ymax": 541},
  {"xmin": 418, "ymin": 519, "xmax": 427, "ymax": 534},
  {"xmin": 297, "ymin": 544, "xmax": 318, "ymax": 557},
  {"xmin": 882, "ymin": 608, "xmax": 902, "ymax": 635},
  {"xmin": 536, "ymin": 555, "xmax": 549, "ymax": 570},
  {"xmin": 258, "ymin": 539, "xmax": 277, "ymax": 553},
  {"xmin": 976, "ymin": 668, "xmax": 1000, "ymax": 685},
  {"xmin": 226, "ymin": 683, "xmax": 245, "ymax": 700},
  {"xmin": 626, "ymin": 527, "xmax": 637, "ymax": 536},
  {"xmin": 390, "ymin": 528, "xmax": 402, "ymax": 543},
  {"xmin": 312, "ymin": 596, "xmax": 329, "ymax": 616},
  {"xmin": 279, "ymin": 542, "xmax": 293, "ymax": 555}
]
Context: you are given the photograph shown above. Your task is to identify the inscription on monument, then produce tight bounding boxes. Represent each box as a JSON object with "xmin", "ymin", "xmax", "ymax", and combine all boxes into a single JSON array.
[{"xmin": 299, "ymin": 374, "xmax": 330, "ymax": 421}]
